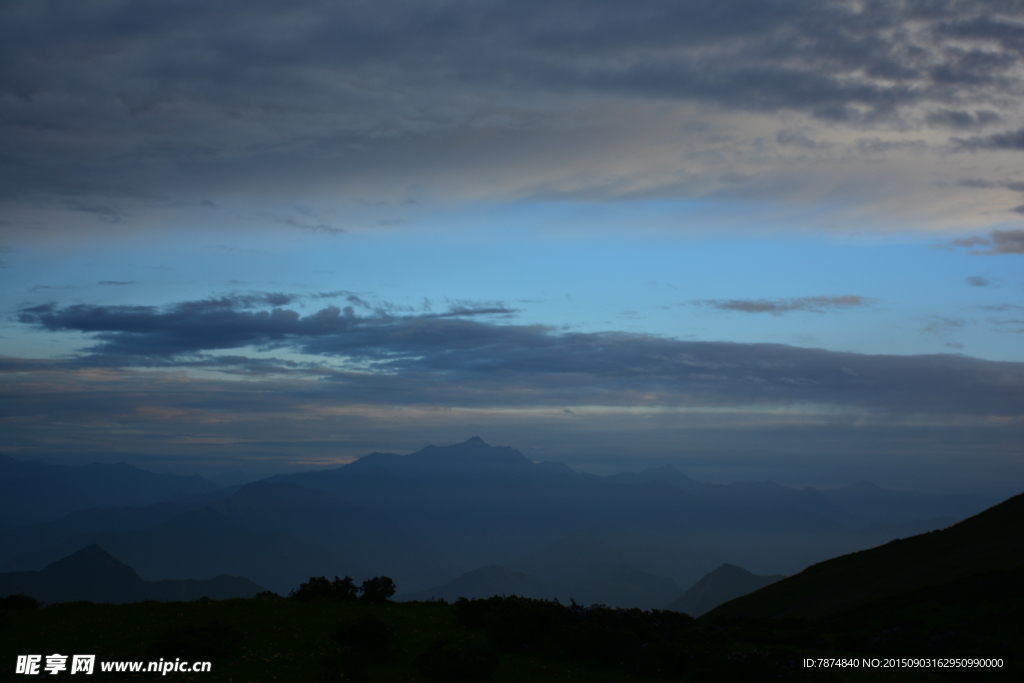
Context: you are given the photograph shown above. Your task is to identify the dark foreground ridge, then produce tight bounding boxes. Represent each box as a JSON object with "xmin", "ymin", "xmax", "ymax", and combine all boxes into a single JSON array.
[{"xmin": 708, "ymin": 489, "xmax": 1024, "ymax": 619}]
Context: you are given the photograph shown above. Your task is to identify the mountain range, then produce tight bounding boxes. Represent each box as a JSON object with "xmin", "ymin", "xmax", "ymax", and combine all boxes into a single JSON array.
[
  {"xmin": 0, "ymin": 544, "xmax": 263, "ymax": 604},
  {"xmin": 0, "ymin": 453, "xmax": 217, "ymax": 528},
  {"xmin": 0, "ymin": 438, "xmax": 1001, "ymax": 608}
]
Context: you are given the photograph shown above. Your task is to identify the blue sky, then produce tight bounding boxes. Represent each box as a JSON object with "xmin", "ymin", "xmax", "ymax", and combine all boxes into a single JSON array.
[
  {"xmin": 5, "ymin": 199, "xmax": 1021, "ymax": 360},
  {"xmin": 2, "ymin": 1, "xmax": 1023, "ymax": 493}
]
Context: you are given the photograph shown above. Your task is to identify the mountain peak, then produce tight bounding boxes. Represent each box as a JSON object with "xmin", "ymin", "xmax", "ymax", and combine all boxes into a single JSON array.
[
  {"xmin": 345, "ymin": 438, "xmax": 538, "ymax": 476},
  {"xmin": 34, "ymin": 544, "xmax": 144, "ymax": 601}
]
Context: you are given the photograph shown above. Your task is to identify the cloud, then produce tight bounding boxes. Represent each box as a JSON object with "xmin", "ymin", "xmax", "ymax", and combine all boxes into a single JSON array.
[
  {"xmin": 97, "ymin": 280, "xmax": 137, "ymax": 286},
  {"xmin": 694, "ymin": 295, "xmax": 875, "ymax": 315},
  {"xmin": 966, "ymin": 276, "xmax": 991, "ymax": 287},
  {"xmin": 13, "ymin": 293, "xmax": 1024, "ymax": 419},
  {"xmin": 952, "ymin": 229, "xmax": 1024, "ymax": 254},
  {"xmin": 927, "ymin": 109, "xmax": 1002, "ymax": 129},
  {"xmin": 956, "ymin": 179, "xmax": 1024, "ymax": 192},
  {"xmin": 17, "ymin": 294, "xmax": 518, "ymax": 357},
  {"xmin": 3, "ymin": 0, "xmax": 1024, "ymax": 233},
  {"xmin": 953, "ymin": 128, "xmax": 1024, "ymax": 151}
]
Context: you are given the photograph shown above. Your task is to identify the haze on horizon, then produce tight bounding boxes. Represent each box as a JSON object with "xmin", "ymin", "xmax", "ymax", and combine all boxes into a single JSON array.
[{"xmin": 1, "ymin": 1, "xmax": 1022, "ymax": 495}]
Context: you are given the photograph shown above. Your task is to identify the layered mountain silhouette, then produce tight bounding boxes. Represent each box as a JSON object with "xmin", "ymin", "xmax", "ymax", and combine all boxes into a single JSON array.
[
  {"xmin": 0, "ymin": 545, "xmax": 263, "ymax": 604},
  {"xmin": 0, "ymin": 487, "xmax": 237, "ymax": 570},
  {"xmin": 707, "ymin": 490, "xmax": 1024, "ymax": 619},
  {"xmin": 3, "ymin": 481, "xmax": 415, "ymax": 594},
  {"xmin": 0, "ymin": 438, "xmax": 1001, "ymax": 607},
  {"xmin": 0, "ymin": 453, "xmax": 217, "ymax": 527},
  {"xmin": 666, "ymin": 563, "xmax": 785, "ymax": 616}
]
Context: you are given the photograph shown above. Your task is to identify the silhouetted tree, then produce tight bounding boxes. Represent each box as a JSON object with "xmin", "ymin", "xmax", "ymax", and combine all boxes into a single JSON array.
[
  {"xmin": 359, "ymin": 576, "xmax": 396, "ymax": 604},
  {"xmin": 331, "ymin": 575, "xmax": 358, "ymax": 601},
  {"xmin": 0, "ymin": 594, "xmax": 42, "ymax": 610},
  {"xmin": 290, "ymin": 575, "xmax": 358, "ymax": 602}
]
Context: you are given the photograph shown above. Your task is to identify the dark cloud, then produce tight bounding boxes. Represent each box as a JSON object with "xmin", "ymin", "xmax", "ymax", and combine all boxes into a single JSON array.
[
  {"xmin": 695, "ymin": 295, "xmax": 875, "ymax": 315},
  {"xmin": 2, "ymin": 0, "xmax": 1023, "ymax": 211},
  {"xmin": 97, "ymin": 280, "xmax": 137, "ymax": 286},
  {"xmin": 17, "ymin": 295, "xmax": 518, "ymax": 357},
  {"xmin": 926, "ymin": 109, "xmax": 1002, "ymax": 129},
  {"xmin": 13, "ymin": 294, "xmax": 1024, "ymax": 419},
  {"xmin": 953, "ymin": 127, "xmax": 1024, "ymax": 151},
  {"xmin": 952, "ymin": 229, "xmax": 1024, "ymax": 254},
  {"xmin": 272, "ymin": 216, "xmax": 345, "ymax": 235},
  {"xmin": 956, "ymin": 179, "xmax": 1024, "ymax": 192},
  {"xmin": 29, "ymin": 284, "xmax": 78, "ymax": 292},
  {"xmin": 966, "ymin": 276, "xmax": 991, "ymax": 287}
]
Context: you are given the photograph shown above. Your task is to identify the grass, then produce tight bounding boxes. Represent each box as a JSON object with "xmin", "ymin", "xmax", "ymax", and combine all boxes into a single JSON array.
[
  {"xmin": 0, "ymin": 597, "xmax": 663, "ymax": 683},
  {"xmin": 2, "ymin": 594, "xmax": 1015, "ymax": 682}
]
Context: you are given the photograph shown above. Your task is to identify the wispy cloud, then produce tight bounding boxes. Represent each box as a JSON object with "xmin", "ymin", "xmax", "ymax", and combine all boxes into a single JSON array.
[
  {"xmin": 953, "ymin": 127, "xmax": 1024, "ymax": 151},
  {"xmin": 694, "ymin": 295, "xmax": 875, "ymax": 315},
  {"xmin": 951, "ymin": 229, "xmax": 1024, "ymax": 255}
]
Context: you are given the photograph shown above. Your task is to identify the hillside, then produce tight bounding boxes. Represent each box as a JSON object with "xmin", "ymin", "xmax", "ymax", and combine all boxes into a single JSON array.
[
  {"xmin": 707, "ymin": 490, "xmax": 1024, "ymax": 619},
  {"xmin": 667, "ymin": 563, "xmax": 785, "ymax": 616}
]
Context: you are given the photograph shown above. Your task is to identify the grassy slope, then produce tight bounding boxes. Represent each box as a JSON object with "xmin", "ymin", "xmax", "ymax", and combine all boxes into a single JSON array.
[
  {"xmin": 0, "ymin": 598, "xmax": 664, "ymax": 683},
  {"xmin": 707, "ymin": 491, "xmax": 1024, "ymax": 620},
  {"xmin": 0, "ymin": 596, "xmax": 962, "ymax": 683}
]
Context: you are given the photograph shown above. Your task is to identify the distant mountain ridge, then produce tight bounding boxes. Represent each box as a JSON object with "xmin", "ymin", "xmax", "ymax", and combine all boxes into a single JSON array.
[
  {"xmin": 0, "ymin": 453, "xmax": 217, "ymax": 528},
  {"xmin": 0, "ymin": 545, "xmax": 264, "ymax": 604},
  {"xmin": 0, "ymin": 438, "xmax": 1003, "ymax": 608},
  {"xmin": 345, "ymin": 437, "xmax": 538, "ymax": 474},
  {"xmin": 666, "ymin": 563, "xmax": 785, "ymax": 616},
  {"xmin": 0, "ymin": 487, "xmax": 238, "ymax": 570},
  {"xmin": 606, "ymin": 465, "xmax": 993, "ymax": 528}
]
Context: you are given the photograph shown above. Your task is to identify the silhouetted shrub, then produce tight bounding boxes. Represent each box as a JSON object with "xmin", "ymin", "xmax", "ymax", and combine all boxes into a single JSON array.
[
  {"xmin": 0, "ymin": 594, "xmax": 41, "ymax": 610},
  {"xmin": 290, "ymin": 575, "xmax": 358, "ymax": 602},
  {"xmin": 148, "ymin": 620, "xmax": 242, "ymax": 662},
  {"xmin": 254, "ymin": 590, "xmax": 279, "ymax": 598},
  {"xmin": 358, "ymin": 576, "xmax": 395, "ymax": 604},
  {"xmin": 414, "ymin": 639, "xmax": 498, "ymax": 683}
]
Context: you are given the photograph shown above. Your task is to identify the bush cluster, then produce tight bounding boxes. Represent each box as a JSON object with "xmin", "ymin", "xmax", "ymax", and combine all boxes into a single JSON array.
[
  {"xmin": 0, "ymin": 594, "xmax": 42, "ymax": 610},
  {"xmin": 290, "ymin": 575, "xmax": 395, "ymax": 603}
]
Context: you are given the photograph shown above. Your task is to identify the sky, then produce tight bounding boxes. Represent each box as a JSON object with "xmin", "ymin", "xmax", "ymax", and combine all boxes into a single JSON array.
[{"xmin": 2, "ymin": 0, "xmax": 1023, "ymax": 494}]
